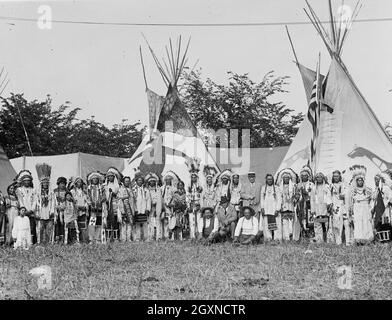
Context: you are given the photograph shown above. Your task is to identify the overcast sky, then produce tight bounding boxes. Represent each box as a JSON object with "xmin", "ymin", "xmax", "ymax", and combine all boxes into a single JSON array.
[{"xmin": 0, "ymin": 0, "xmax": 391, "ymax": 128}]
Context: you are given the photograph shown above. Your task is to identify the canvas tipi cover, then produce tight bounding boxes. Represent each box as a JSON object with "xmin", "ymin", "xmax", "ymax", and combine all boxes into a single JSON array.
[
  {"xmin": 0, "ymin": 144, "xmax": 17, "ymax": 193},
  {"xmin": 122, "ymin": 39, "xmax": 220, "ymax": 185},
  {"xmin": 278, "ymin": 2, "xmax": 392, "ymax": 181},
  {"xmin": 317, "ymin": 58, "xmax": 392, "ymax": 181},
  {"xmin": 277, "ymin": 64, "xmax": 321, "ymax": 174},
  {"xmin": 123, "ymin": 86, "xmax": 220, "ymax": 186}
]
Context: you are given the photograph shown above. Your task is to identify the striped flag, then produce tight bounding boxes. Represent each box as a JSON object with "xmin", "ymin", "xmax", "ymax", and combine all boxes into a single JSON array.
[
  {"xmin": 147, "ymin": 88, "xmax": 165, "ymax": 131},
  {"xmin": 307, "ymin": 75, "xmax": 320, "ymax": 166}
]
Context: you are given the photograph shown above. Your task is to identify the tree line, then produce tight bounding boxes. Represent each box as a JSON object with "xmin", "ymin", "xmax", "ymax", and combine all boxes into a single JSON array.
[{"xmin": 0, "ymin": 71, "xmax": 305, "ymax": 159}]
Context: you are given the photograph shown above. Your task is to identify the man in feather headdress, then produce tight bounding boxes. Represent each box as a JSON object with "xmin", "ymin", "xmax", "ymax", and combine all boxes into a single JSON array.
[
  {"xmin": 103, "ymin": 167, "xmax": 123, "ymax": 242},
  {"xmin": 295, "ymin": 165, "xmax": 315, "ymax": 237},
  {"xmin": 118, "ymin": 176, "xmax": 135, "ymax": 242},
  {"xmin": 215, "ymin": 170, "xmax": 231, "ymax": 205},
  {"xmin": 145, "ymin": 172, "xmax": 162, "ymax": 241},
  {"xmin": 186, "ymin": 157, "xmax": 203, "ymax": 239},
  {"xmin": 260, "ymin": 174, "xmax": 282, "ymax": 242},
  {"xmin": 230, "ymin": 173, "xmax": 243, "ymax": 216},
  {"xmin": 347, "ymin": 165, "xmax": 373, "ymax": 243},
  {"xmin": 330, "ymin": 170, "xmax": 351, "ymax": 245},
  {"xmin": 15, "ymin": 170, "xmax": 37, "ymax": 244},
  {"xmin": 201, "ymin": 166, "xmax": 218, "ymax": 210},
  {"xmin": 372, "ymin": 172, "xmax": 392, "ymax": 233},
  {"xmin": 53, "ymin": 177, "xmax": 67, "ymax": 243},
  {"xmin": 310, "ymin": 172, "xmax": 332, "ymax": 243},
  {"xmin": 276, "ymin": 168, "xmax": 298, "ymax": 241},
  {"xmin": 0, "ymin": 191, "xmax": 6, "ymax": 244},
  {"xmin": 35, "ymin": 163, "xmax": 55, "ymax": 244},
  {"xmin": 69, "ymin": 177, "xmax": 89, "ymax": 243},
  {"xmin": 159, "ymin": 171, "xmax": 178, "ymax": 240},
  {"xmin": 86, "ymin": 171, "xmax": 107, "ymax": 244}
]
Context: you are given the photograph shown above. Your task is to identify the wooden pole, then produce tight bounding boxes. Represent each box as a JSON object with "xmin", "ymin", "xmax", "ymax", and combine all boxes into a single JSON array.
[
  {"xmin": 285, "ymin": 26, "xmax": 300, "ymax": 67},
  {"xmin": 178, "ymin": 58, "xmax": 199, "ymax": 93},
  {"xmin": 139, "ymin": 46, "xmax": 148, "ymax": 90},
  {"xmin": 314, "ymin": 52, "xmax": 322, "ymax": 173},
  {"xmin": 328, "ymin": 0, "xmax": 337, "ymax": 49},
  {"xmin": 16, "ymin": 104, "xmax": 33, "ymax": 156}
]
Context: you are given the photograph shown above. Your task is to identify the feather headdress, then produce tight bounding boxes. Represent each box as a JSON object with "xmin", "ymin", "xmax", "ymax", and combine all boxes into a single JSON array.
[
  {"xmin": 375, "ymin": 171, "xmax": 392, "ymax": 189},
  {"xmin": 68, "ymin": 176, "xmax": 85, "ymax": 190},
  {"xmin": 203, "ymin": 165, "xmax": 219, "ymax": 180},
  {"xmin": 106, "ymin": 167, "xmax": 123, "ymax": 182},
  {"xmin": 185, "ymin": 157, "xmax": 201, "ymax": 176},
  {"xmin": 134, "ymin": 171, "xmax": 144, "ymax": 181},
  {"xmin": 385, "ymin": 169, "xmax": 392, "ymax": 181},
  {"xmin": 300, "ymin": 165, "xmax": 313, "ymax": 181},
  {"xmin": 162, "ymin": 170, "xmax": 180, "ymax": 187},
  {"xmin": 215, "ymin": 169, "xmax": 232, "ymax": 182},
  {"xmin": 350, "ymin": 164, "xmax": 367, "ymax": 182},
  {"xmin": 276, "ymin": 168, "xmax": 298, "ymax": 186},
  {"xmin": 35, "ymin": 163, "xmax": 52, "ymax": 183},
  {"xmin": 145, "ymin": 172, "xmax": 160, "ymax": 183},
  {"xmin": 16, "ymin": 169, "xmax": 33, "ymax": 183},
  {"xmin": 314, "ymin": 172, "xmax": 328, "ymax": 184},
  {"xmin": 87, "ymin": 171, "xmax": 105, "ymax": 184},
  {"xmin": 214, "ymin": 169, "xmax": 233, "ymax": 191}
]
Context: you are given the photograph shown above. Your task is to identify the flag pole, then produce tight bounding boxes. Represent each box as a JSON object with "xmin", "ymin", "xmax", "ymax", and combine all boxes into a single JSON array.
[{"xmin": 314, "ymin": 52, "xmax": 322, "ymax": 173}]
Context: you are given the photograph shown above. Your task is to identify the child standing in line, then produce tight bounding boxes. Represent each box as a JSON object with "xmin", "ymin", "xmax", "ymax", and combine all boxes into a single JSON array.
[
  {"xmin": 64, "ymin": 192, "xmax": 79, "ymax": 245},
  {"xmin": 12, "ymin": 207, "xmax": 31, "ymax": 250}
]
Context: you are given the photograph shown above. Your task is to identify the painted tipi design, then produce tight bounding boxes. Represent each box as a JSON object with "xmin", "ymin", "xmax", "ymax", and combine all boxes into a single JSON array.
[
  {"xmin": 123, "ymin": 37, "xmax": 220, "ymax": 185},
  {"xmin": 278, "ymin": 0, "xmax": 392, "ymax": 181}
]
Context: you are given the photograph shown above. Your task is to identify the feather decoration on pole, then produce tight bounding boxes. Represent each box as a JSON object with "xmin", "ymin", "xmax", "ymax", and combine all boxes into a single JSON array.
[{"xmin": 35, "ymin": 163, "xmax": 52, "ymax": 183}]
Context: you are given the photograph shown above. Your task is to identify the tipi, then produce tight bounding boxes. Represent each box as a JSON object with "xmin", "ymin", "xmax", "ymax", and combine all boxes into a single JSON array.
[
  {"xmin": 123, "ymin": 37, "xmax": 220, "ymax": 185},
  {"xmin": 278, "ymin": 0, "xmax": 392, "ymax": 182},
  {"xmin": 0, "ymin": 69, "xmax": 15, "ymax": 193},
  {"xmin": 0, "ymin": 144, "xmax": 16, "ymax": 193}
]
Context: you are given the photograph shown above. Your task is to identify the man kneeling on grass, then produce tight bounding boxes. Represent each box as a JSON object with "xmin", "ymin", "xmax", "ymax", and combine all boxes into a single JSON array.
[
  {"xmin": 215, "ymin": 196, "xmax": 237, "ymax": 242},
  {"xmin": 233, "ymin": 206, "xmax": 259, "ymax": 245},
  {"xmin": 196, "ymin": 207, "xmax": 219, "ymax": 244}
]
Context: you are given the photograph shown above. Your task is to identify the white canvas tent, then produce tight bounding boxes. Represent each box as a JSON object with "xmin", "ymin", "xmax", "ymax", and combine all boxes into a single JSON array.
[
  {"xmin": 0, "ymin": 144, "xmax": 17, "ymax": 193},
  {"xmin": 278, "ymin": 0, "xmax": 392, "ymax": 182},
  {"xmin": 122, "ymin": 37, "xmax": 220, "ymax": 186},
  {"xmin": 9, "ymin": 147, "xmax": 288, "ymax": 189}
]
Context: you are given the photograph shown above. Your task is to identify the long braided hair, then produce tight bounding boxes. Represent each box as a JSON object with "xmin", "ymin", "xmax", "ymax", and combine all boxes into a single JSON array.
[{"xmin": 262, "ymin": 174, "xmax": 277, "ymax": 200}]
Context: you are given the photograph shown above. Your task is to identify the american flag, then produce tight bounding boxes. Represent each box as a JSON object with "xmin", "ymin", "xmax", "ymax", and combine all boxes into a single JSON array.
[{"xmin": 307, "ymin": 72, "xmax": 321, "ymax": 168}]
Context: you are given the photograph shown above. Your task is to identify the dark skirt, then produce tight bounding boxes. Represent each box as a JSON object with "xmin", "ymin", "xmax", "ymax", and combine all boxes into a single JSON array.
[{"xmin": 0, "ymin": 213, "xmax": 6, "ymax": 244}]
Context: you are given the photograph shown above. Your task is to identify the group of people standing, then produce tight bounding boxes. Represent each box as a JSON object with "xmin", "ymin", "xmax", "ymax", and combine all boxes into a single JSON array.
[{"xmin": 1, "ymin": 159, "xmax": 391, "ymax": 250}]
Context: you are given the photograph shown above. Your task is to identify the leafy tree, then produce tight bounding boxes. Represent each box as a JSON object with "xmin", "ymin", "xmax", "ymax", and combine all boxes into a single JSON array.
[
  {"xmin": 181, "ymin": 70, "xmax": 304, "ymax": 148},
  {"xmin": 0, "ymin": 93, "xmax": 144, "ymax": 158}
]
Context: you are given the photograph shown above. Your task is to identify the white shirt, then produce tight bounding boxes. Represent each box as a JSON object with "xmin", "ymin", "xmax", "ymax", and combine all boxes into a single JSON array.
[
  {"xmin": 197, "ymin": 216, "xmax": 219, "ymax": 234},
  {"xmin": 234, "ymin": 216, "xmax": 258, "ymax": 236},
  {"xmin": 260, "ymin": 185, "xmax": 281, "ymax": 215},
  {"xmin": 134, "ymin": 186, "xmax": 151, "ymax": 213},
  {"xmin": 12, "ymin": 215, "xmax": 31, "ymax": 238}
]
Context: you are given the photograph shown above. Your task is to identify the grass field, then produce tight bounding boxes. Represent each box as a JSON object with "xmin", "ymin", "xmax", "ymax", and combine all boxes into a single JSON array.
[{"xmin": 1, "ymin": 241, "xmax": 392, "ymax": 300}]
